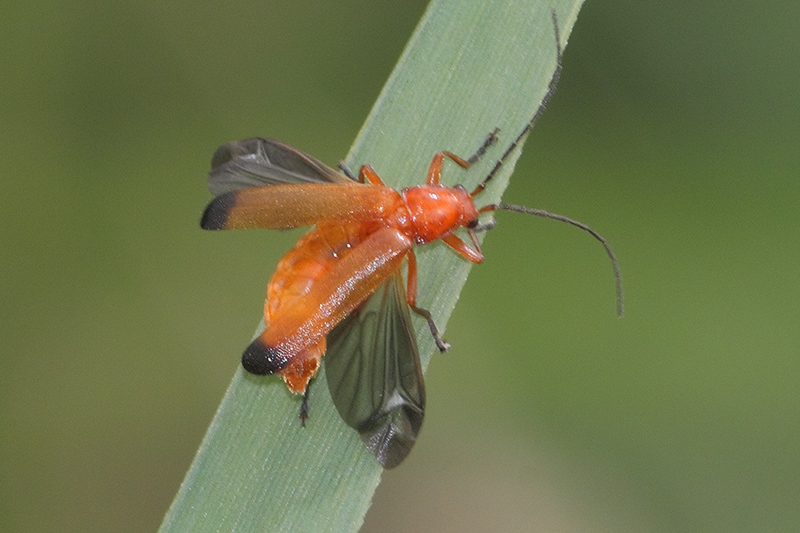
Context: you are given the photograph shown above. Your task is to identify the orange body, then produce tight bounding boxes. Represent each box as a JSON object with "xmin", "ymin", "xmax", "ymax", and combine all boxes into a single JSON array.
[
  {"xmin": 252, "ymin": 180, "xmax": 482, "ymax": 394},
  {"xmin": 201, "ymin": 138, "xmax": 493, "ymax": 393}
]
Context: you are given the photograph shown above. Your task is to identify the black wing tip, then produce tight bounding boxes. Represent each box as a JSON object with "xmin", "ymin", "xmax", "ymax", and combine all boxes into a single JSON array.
[
  {"xmin": 359, "ymin": 404, "xmax": 425, "ymax": 469},
  {"xmin": 200, "ymin": 193, "xmax": 236, "ymax": 230},
  {"xmin": 375, "ymin": 447, "xmax": 411, "ymax": 469},
  {"xmin": 241, "ymin": 338, "xmax": 289, "ymax": 375},
  {"xmin": 362, "ymin": 428, "xmax": 414, "ymax": 469}
]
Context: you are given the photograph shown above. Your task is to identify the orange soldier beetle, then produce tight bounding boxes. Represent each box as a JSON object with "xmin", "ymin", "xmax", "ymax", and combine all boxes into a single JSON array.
[{"xmin": 201, "ymin": 12, "xmax": 622, "ymax": 468}]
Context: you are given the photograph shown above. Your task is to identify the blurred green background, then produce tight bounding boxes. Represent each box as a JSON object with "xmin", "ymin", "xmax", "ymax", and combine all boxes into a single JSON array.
[{"xmin": 3, "ymin": 1, "xmax": 799, "ymax": 531}]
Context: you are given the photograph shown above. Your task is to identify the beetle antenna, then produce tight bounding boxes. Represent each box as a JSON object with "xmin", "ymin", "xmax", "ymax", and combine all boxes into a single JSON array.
[
  {"xmin": 472, "ymin": 9, "xmax": 563, "ymax": 198},
  {"xmin": 480, "ymin": 203, "xmax": 624, "ymax": 316}
]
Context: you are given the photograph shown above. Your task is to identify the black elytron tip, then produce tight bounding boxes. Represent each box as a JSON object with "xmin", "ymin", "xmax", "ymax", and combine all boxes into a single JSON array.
[
  {"xmin": 241, "ymin": 338, "xmax": 290, "ymax": 375},
  {"xmin": 200, "ymin": 192, "xmax": 236, "ymax": 230}
]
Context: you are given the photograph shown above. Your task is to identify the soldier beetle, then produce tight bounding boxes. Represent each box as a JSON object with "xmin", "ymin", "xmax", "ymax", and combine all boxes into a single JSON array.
[{"xmin": 201, "ymin": 12, "xmax": 622, "ymax": 468}]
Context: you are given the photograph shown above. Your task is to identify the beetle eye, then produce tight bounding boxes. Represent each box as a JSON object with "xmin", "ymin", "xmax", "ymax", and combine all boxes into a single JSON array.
[
  {"xmin": 466, "ymin": 218, "xmax": 479, "ymax": 229},
  {"xmin": 454, "ymin": 184, "xmax": 467, "ymax": 192}
]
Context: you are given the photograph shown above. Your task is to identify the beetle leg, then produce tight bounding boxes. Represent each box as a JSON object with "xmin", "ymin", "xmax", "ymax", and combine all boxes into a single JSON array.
[
  {"xmin": 426, "ymin": 128, "xmax": 500, "ymax": 185},
  {"xmin": 299, "ymin": 378, "xmax": 313, "ymax": 427},
  {"xmin": 406, "ymin": 250, "xmax": 450, "ymax": 351},
  {"xmin": 441, "ymin": 233, "xmax": 484, "ymax": 264},
  {"xmin": 358, "ymin": 165, "xmax": 386, "ymax": 185}
]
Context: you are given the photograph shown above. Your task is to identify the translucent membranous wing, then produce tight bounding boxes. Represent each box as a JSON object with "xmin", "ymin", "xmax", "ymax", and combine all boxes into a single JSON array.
[
  {"xmin": 325, "ymin": 272, "xmax": 425, "ymax": 469},
  {"xmin": 208, "ymin": 138, "xmax": 353, "ymax": 196}
]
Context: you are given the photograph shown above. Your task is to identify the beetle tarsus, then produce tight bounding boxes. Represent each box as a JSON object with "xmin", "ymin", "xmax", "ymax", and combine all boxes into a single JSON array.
[
  {"xmin": 410, "ymin": 303, "xmax": 450, "ymax": 351},
  {"xmin": 434, "ymin": 335, "xmax": 451, "ymax": 352},
  {"xmin": 299, "ymin": 381, "xmax": 313, "ymax": 427}
]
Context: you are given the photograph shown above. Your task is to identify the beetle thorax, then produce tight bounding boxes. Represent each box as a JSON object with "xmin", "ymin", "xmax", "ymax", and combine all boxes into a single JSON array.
[{"xmin": 401, "ymin": 185, "xmax": 479, "ymax": 244}]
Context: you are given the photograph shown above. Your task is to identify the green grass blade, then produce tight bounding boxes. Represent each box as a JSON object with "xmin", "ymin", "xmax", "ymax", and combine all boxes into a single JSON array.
[{"xmin": 160, "ymin": 0, "xmax": 584, "ymax": 531}]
